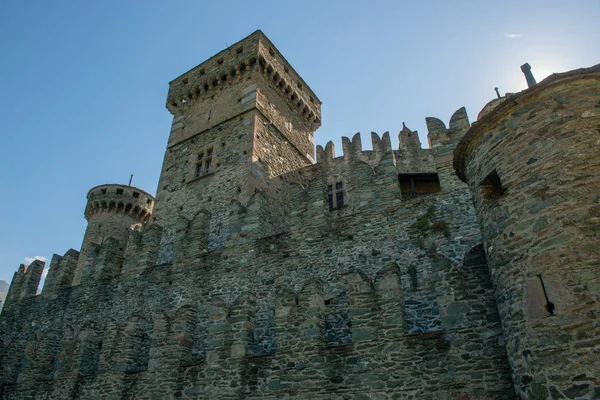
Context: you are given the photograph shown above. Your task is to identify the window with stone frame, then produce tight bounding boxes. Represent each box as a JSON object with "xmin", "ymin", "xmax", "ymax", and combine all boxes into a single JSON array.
[
  {"xmin": 194, "ymin": 147, "xmax": 214, "ymax": 177},
  {"xmin": 328, "ymin": 181, "xmax": 346, "ymax": 210}
]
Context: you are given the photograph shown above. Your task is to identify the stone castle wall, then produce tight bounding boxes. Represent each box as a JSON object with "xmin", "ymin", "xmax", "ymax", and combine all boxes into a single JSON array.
[
  {"xmin": 0, "ymin": 127, "xmax": 514, "ymax": 398},
  {"xmin": 3, "ymin": 30, "xmax": 597, "ymax": 400},
  {"xmin": 0, "ymin": 103, "xmax": 516, "ymax": 398}
]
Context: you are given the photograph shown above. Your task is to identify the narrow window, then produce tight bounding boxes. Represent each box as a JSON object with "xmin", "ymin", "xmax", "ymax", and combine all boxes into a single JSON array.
[
  {"xmin": 481, "ymin": 169, "xmax": 505, "ymax": 200},
  {"xmin": 328, "ymin": 181, "xmax": 346, "ymax": 210}
]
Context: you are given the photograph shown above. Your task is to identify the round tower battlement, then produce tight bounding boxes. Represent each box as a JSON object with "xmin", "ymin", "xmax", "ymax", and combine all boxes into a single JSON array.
[{"xmin": 85, "ymin": 184, "xmax": 154, "ymax": 222}]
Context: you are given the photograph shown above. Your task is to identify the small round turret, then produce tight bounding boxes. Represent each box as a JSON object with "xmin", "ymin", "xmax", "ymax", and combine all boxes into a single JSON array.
[
  {"xmin": 72, "ymin": 184, "xmax": 155, "ymax": 285},
  {"xmin": 84, "ymin": 184, "xmax": 154, "ymax": 222}
]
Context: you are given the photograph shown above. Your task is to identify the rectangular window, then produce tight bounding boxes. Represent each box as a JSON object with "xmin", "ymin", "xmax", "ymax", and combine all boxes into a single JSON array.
[
  {"xmin": 195, "ymin": 147, "xmax": 214, "ymax": 177},
  {"xmin": 328, "ymin": 181, "xmax": 346, "ymax": 210},
  {"xmin": 398, "ymin": 173, "xmax": 441, "ymax": 198}
]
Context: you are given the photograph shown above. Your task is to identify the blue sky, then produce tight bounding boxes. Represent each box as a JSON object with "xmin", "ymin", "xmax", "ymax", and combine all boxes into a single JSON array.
[{"xmin": 0, "ymin": 0, "xmax": 598, "ymax": 284}]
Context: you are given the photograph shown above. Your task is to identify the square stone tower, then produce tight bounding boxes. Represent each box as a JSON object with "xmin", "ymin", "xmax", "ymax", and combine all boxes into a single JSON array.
[{"xmin": 152, "ymin": 30, "xmax": 321, "ymax": 250}]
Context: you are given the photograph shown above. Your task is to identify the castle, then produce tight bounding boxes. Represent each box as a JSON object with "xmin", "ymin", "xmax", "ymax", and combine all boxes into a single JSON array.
[{"xmin": 0, "ymin": 30, "xmax": 598, "ymax": 400}]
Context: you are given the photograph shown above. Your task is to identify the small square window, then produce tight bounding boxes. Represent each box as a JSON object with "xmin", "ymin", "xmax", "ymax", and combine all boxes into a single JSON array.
[{"xmin": 116, "ymin": 188, "xmax": 124, "ymax": 195}]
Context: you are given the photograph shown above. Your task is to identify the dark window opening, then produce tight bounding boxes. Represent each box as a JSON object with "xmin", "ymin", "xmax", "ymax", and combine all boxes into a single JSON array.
[
  {"xmin": 101, "ymin": 188, "xmax": 107, "ymax": 194},
  {"xmin": 328, "ymin": 181, "xmax": 345, "ymax": 210},
  {"xmin": 116, "ymin": 188, "xmax": 124, "ymax": 195},
  {"xmin": 398, "ymin": 173, "xmax": 441, "ymax": 198},
  {"xmin": 216, "ymin": 57, "xmax": 223, "ymax": 65},
  {"xmin": 481, "ymin": 169, "xmax": 505, "ymax": 200},
  {"xmin": 132, "ymin": 192, "xmax": 140, "ymax": 198},
  {"xmin": 236, "ymin": 46, "xmax": 243, "ymax": 54}
]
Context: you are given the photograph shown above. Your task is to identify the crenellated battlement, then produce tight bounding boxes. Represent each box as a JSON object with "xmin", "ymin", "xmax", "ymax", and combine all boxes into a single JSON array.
[
  {"xmin": 316, "ymin": 131, "xmax": 393, "ymax": 165},
  {"xmin": 426, "ymin": 106, "xmax": 470, "ymax": 150},
  {"xmin": 166, "ymin": 30, "xmax": 321, "ymax": 130},
  {"xmin": 85, "ymin": 184, "xmax": 154, "ymax": 223},
  {"xmin": 3, "ymin": 259, "xmax": 45, "ymax": 309},
  {"xmin": 42, "ymin": 249, "xmax": 79, "ymax": 297}
]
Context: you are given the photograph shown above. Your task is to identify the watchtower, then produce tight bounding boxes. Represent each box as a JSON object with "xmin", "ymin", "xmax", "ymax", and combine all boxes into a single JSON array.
[
  {"xmin": 72, "ymin": 184, "xmax": 155, "ymax": 285},
  {"xmin": 152, "ymin": 30, "xmax": 321, "ymax": 248}
]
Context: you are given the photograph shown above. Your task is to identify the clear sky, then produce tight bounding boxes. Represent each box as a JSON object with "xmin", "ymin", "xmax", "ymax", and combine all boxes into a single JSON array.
[{"xmin": 0, "ymin": 0, "xmax": 598, "ymax": 284}]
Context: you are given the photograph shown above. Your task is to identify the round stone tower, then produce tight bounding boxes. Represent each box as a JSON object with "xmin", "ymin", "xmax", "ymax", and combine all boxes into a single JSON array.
[
  {"xmin": 454, "ymin": 65, "xmax": 600, "ymax": 399},
  {"xmin": 72, "ymin": 184, "xmax": 155, "ymax": 285}
]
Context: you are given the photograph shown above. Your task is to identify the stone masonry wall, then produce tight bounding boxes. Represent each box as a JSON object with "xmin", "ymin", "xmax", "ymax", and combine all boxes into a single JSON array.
[
  {"xmin": 0, "ymin": 112, "xmax": 515, "ymax": 399},
  {"xmin": 455, "ymin": 66, "xmax": 600, "ymax": 399}
]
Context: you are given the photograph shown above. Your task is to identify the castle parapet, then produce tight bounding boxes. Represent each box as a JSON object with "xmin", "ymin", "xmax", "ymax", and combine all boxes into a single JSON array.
[
  {"xmin": 42, "ymin": 249, "xmax": 79, "ymax": 297},
  {"xmin": 3, "ymin": 259, "xmax": 45, "ymax": 309},
  {"xmin": 123, "ymin": 223, "xmax": 163, "ymax": 274},
  {"xmin": 316, "ymin": 131, "xmax": 393, "ymax": 165},
  {"xmin": 426, "ymin": 106, "xmax": 470, "ymax": 152}
]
